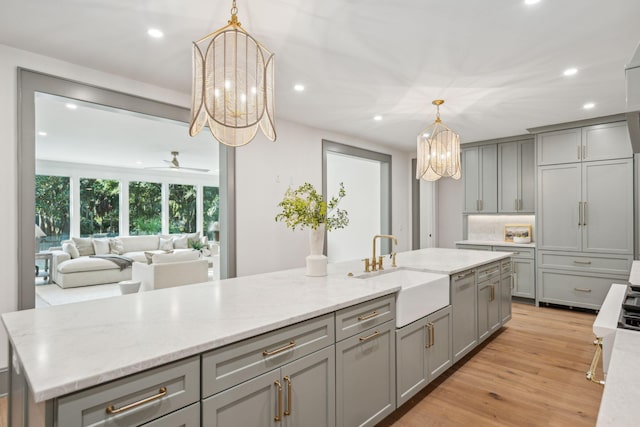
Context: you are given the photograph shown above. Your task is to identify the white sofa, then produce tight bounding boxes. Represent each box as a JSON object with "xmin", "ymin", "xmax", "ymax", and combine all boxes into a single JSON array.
[
  {"xmin": 49, "ymin": 234, "xmax": 207, "ymax": 288},
  {"xmin": 133, "ymin": 252, "xmax": 209, "ymax": 292}
]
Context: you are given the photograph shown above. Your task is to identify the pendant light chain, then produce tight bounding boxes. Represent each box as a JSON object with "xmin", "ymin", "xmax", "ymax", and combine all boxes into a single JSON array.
[{"xmin": 231, "ymin": 0, "xmax": 238, "ymax": 16}]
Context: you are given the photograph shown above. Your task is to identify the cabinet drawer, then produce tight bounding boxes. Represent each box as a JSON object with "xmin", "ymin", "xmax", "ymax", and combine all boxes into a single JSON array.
[
  {"xmin": 141, "ymin": 402, "xmax": 200, "ymax": 426},
  {"xmin": 492, "ymin": 246, "xmax": 535, "ymax": 259},
  {"xmin": 477, "ymin": 262, "xmax": 501, "ymax": 282},
  {"xmin": 335, "ymin": 295, "xmax": 395, "ymax": 342},
  {"xmin": 456, "ymin": 244, "xmax": 492, "ymax": 251},
  {"xmin": 202, "ymin": 313, "xmax": 334, "ymax": 397},
  {"xmin": 500, "ymin": 259, "xmax": 512, "ymax": 276},
  {"xmin": 57, "ymin": 356, "xmax": 200, "ymax": 427},
  {"xmin": 538, "ymin": 251, "xmax": 632, "ymax": 275},
  {"xmin": 537, "ymin": 269, "xmax": 625, "ymax": 310}
]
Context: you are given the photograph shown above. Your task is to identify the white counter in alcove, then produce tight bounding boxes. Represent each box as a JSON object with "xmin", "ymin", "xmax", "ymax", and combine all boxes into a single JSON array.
[{"xmin": 2, "ymin": 248, "xmax": 510, "ymax": 403}]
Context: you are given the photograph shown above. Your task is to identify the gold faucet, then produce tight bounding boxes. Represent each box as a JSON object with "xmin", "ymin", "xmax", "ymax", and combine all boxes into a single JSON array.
[{"xmin": 366, "ymin": 234, "xmax": 398, "ymax": 272}]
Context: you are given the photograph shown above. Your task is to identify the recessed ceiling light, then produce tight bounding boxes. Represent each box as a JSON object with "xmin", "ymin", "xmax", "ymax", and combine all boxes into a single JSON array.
[
  {"xmin": 38, "ymin": 131, "xmax": 47, "ymax": 136},
  {"xmin": 147, "ymin": 28, "xmax": 164, "ymax": 38},
  {"xmin": 583, "ymin": 102, "xmax": 595, "ymax": 109},
  {"xmin": 374, "ymin": 115, "xmax": 383, "ymax": 121},
  {"xmin": 65, "ymin": 103, "xmax": 77, "ymax": 110},
  {"xmin": 294, "ymin": 84, "xmax": 305, "ymax": 92},
  {"xmin": 524, "ymin": 0, "xmax": 541, "ymax": 5},
  {"xmin": 563, "ymin": 68, "xmax": 578, "ymax": 76}
]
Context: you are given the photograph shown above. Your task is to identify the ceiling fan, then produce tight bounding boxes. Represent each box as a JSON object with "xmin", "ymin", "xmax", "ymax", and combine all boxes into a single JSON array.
[{"xmin": 146, "ymin": 151, "xmax": 210, "ymax": 173}]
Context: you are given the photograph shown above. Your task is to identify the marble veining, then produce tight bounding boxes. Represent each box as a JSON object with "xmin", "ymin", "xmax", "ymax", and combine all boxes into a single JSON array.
[{"xmin": 2, "ymin": 248, "xmax": 510, "ymax": 402}]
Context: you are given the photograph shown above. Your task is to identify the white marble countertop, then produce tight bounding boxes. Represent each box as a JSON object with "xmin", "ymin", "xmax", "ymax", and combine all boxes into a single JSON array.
[
  {"xmin": 1, "ymin": 248, "xmax": 510, "ymax": 402},
  {"xmin": 455, "ymin": 240, "xmax": 536, "ymax": 248}
]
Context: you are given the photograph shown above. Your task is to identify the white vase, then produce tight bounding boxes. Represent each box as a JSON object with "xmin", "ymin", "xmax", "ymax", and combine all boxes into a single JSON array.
[{"xmin": 308, "ymin": 224, "xmax": 326, "ymax": 255}]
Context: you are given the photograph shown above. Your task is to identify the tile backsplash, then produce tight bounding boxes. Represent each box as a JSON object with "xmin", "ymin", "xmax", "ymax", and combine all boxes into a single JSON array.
[{"xmin": 467, "ymin": 215, "xmax": 535, "ymax": 242}]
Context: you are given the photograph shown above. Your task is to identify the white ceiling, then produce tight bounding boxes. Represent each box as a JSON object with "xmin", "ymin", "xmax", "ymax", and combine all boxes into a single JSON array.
[{"xmin": 3, "ymin": 0, "xmax": 640, "ymax": 151}]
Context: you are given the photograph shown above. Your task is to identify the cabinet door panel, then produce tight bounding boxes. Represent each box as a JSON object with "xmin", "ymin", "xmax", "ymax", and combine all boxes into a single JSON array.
[
  {"xmin": 427, "ymin": 306, "xmax": 453, "ymax": 382},
  {"xmin": 141, "ymin": 402, "xmax": 200, "ymax": 427},
  {"xmin": 512, "ymin": 259, "xmax": 535, "ymax": 299},
  {"xmin": 498, "ymin": 142, "xmax": 518, "ymax": 213},
  {"xmin": 536, "ymin": 129, "xmax": 582, "ymax": 165},
  {"xmin": 452, "ymin": 271, "xmax": 477, "ymax": 363},
  {"xmin": 395, "ymin": 318, "xmax": 428, "ymax": 407},
  {"xmin": 582, "ymin": 159, "xmax": 634, "ymax": 254},
  {"xmin": 480, "ymin": 145, "xmax": 498, "ymax": 212},
  {"xmin": 500, "ymin": 273, "xmax": 513, "ymax": 324},
  {"xmin": 336, "ymin": 321, "xmax": 395, "ymax": 427},
  {"xmin": 582, "ymin": 122, "xmax": 632, "ymax": 161},
  {"xmin": 463, "ymin": 148, "xmax": 480, "ymax": 212},
  {"xmin": 519, "ymin": 140, "xmax": 536, "ymax": 212},
  {"xmin": 281, "ymin": 347, "xmax": 335, "ymax": 427},
  {"xmin": 537, "ymin": 164, "xmax": 581, "ymax": 251}
]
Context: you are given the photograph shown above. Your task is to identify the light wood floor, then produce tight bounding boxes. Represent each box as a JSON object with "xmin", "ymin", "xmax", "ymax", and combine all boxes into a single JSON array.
[
  {"xmin": 379, "ymin": 302, "xmax": 603, "ymax": 427},
  {"xmin": 0, "ymin": 303, "xmax": 602, "ymax": 427}
]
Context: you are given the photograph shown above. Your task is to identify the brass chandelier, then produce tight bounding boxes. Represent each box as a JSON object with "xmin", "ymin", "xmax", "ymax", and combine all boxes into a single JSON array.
[
  {"xmin": 190, "ymin": 0, "xmax": 276, "ymax": 147},
  {"xmin": 416, "ymin": 100, "xmax": 461, "ymax": 181}
]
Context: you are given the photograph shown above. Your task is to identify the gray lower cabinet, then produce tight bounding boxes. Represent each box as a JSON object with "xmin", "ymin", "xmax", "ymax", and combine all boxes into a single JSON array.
[
  {"xmin": 202, "ymin": 346, "xmax": 335, "ymax": 427},
  {"xmin": 141, "ymin": 402, "xmax": 200, "ymax": 426},
  {"xmin": 500, "ymin": 260, "xmax": 513, "ymax": 324},
  {"xmin": 451, "ymin": 268, "xmax": 477, "ymax": 363},
  {"xmin": 477, "ymin": 265, "xmax": 501, "ymax": 344},
  {"xmin": 395, "ymin": 306, "xmax": 452, "ymax": 407},
  {"xmin": 512, "ymin": 258, "xmax": 535, "ymax": 298},
  {"xmin": 336, "ymin": 320, "xmax": 396, "ymax": 427}
]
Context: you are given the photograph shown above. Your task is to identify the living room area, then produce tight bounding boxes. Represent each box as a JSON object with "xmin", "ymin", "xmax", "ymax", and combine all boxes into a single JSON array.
[{"xmin": 34, "ymin": 91, "xmax": 222, "ymax": 307}]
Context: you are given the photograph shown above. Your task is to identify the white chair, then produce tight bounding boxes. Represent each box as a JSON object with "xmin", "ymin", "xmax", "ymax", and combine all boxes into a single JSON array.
[{"xmin": 132, "ymin": 255, "xmax": 209, "ymax": 291}]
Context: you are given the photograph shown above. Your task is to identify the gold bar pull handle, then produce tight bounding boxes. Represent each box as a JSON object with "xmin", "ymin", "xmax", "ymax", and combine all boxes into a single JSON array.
[
  {"xmin": 283, "ymin": 376, "xmax": 292, "ymax": 416},
  {"xmin": 358, "ymin": 310, "xmax": 378, "ymax": 321},
  {"xmin": 429, "ymin": 323, "xmax": 435, "ymax": 347},
  {"xmin": 359, "ymin": 330, "xmax": 379, "ymax": 342},
  {"xmin": 263, "ymin": 341, "xmax": 296, "ymax": 357},
  {"xmin": 490, "ymin": 284, "xmax": 495, "ymax": 302},
  {"xmin": 106, "ymin": 387, "xmax": 167, "ymax": 415},
  {"xmin": 578, "ymin": 202, "xmax": 582, "ymax": 226},
  {"xmin": 577, "ymin": 144, "xmax": 581, "ymax": 160},
  {"xmin": 424, "ymin": 324, "xmax": 431, "ymax": 348},
  {"xmin": 274, "ymin": 380, "xmax": 283, "ymax": 422},
  {"xmin": 586, "ymin": 337, "xmax": 605, "ymax": 385},
  {"xmin": 583, "ymin": 201, "xmax": 587, "ymax": 226},
  {"xmin": 573, "ymin": 260, "xmax": 592, "ymax": 265},
  {"xmin": 575, "ymin": 287, "xmax": 592, "ymax": 293}
]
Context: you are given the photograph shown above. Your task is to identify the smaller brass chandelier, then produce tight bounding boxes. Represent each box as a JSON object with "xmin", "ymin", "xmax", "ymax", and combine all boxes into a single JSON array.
[
  {"xmin": 416, "ymin": 100, "xmax": 461, "ymax": 181},
  {"xmin": 190, "ymin": 0, "xmax": 276, "ymax": 147}
]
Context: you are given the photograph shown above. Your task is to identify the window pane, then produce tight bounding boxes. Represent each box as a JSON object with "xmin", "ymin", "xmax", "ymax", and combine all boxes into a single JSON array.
[
  {"xmin": 169, "ymin": 184, "xmax": 196, "ymax": 233},
  {"xmin": 129, "ymin": 181, "xmax": 161, "ymax": 235},
  {"xmin": 203, "ymin": 186, "xmax": 220, "ymax": 241},
  {"xmin": 80, "ymin": 178, "xmax": 120, "ymax": 237},
  {"xmin": 35, "ymin": 175, "xmax": 70, "ymax": 251}
]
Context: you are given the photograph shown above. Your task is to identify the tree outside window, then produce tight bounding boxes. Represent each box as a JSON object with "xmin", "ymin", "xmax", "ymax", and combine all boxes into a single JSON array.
[
  {"xmin": 203, "ymin": 186, "xmax": 220, "ymax": 240},
  {"xmin": 80, "ymin": 178, "xmax": 120, "ymax": 237},
  {"xmin": 169, "ymin": 184, "xmax": 196, "ymax": 233},
  {"xmin": 129, "ymin": 181, "xmax": 162, "ymax": 235},
  {"xmin": 35, "ymin": 175, "xmax": 70, "ymax": 250}
]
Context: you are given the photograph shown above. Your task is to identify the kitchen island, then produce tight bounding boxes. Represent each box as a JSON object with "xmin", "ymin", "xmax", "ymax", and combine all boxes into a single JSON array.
[{"xmin": 2, "ymin": 248, "xmax": 510, "ymax": 426}]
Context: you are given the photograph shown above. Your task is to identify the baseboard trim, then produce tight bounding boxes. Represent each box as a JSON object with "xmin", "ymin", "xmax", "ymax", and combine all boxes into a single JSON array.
[{"xmin": 0, "ymin": 368, "xmax": 7, "ymax": 396}]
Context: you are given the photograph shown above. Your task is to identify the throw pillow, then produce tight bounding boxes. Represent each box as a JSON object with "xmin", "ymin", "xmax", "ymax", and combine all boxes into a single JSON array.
[
  {"xmin": 144, "ymin": 251, "xmax": 155, "ymax": 264},
  {"xmin": 62, "ymin": 242, "xmax": 80, "ymax": 259},
  {"xmin": 172, "ymin": 235, "xmax": 189, "ymax": 249},
  {"xmin": 93, "ymin": 238, "xmax": 110, "ymax": 255},
  {"xmin": 110, "ymin": 238, "xmax": 125, "ymax": 255},
  {"xmin": 72, "ymin": 237, "xmax": 95, "ymax": 256},
  {"xmin": 159, "ymin": 237, "xmax": 173, "ymax": 251}
]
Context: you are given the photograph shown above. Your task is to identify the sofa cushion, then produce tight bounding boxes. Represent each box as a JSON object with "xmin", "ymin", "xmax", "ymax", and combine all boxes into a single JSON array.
[
  {"xmin": 152, "ymin": 250, "xmax": 200, "ymax": 264},
  {"xmin": 159, "ymin": 237, "xmax": 173, "ymax": 251},
  {"xmin": 93, "ymin": 238, "xmax": 111, "ymax": 255},
  {"xmin": 116, "ymin": 235, "xmax": 160, "ymax": 253},
  {"xmin": 72, "ymin": 237, "xmax": 95, "ymax": 256},
  {"xmin": 62, "ymin": 242, "xmax": 79, "ymax": 259},
  {"xmin": 109, "ymin": 238, "xmax": 125, "ymax": 255},
  {"xmin": 57, "ymin": 257, "xmax": 124, "ymax": 274},
  {"xmin": 172, "ymin": 235, "xmax": 189, "ymax": 249}
]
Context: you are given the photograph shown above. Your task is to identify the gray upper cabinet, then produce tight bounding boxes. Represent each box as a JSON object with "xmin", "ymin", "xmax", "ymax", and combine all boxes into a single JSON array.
[
  {"xmin": 498, "ymin": 139, "xmax": 535, "ymax": 213},
  {"xmin": 463, "ymin": 144, "xmax": 498, "ymax": 213},
  {"xmin": 537, "ymin": 122, "xmax": 632, "ymax": 166}
]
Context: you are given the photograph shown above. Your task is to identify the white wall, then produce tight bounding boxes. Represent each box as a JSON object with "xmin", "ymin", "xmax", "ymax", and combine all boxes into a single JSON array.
[
  {"xmin": 436, "ymin": 176, "xmax": 463, "ymax": 248},
  {"xmin": 0, "ymin": 43, "xmax": 413, "ymax": 371}
]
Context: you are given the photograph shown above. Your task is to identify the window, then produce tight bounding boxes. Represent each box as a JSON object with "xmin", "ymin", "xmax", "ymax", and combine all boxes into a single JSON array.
[
  {"xmin": 80, "ymin": 178, "xmax": 120, "ymax": 237},
  {"xmin": 203, "ymin": 186, "xmax": 220, "ymax": 241},
  {"xmin": 169, "ymin": 184, "xmax": 196, "ymax": 233},
  {"xmin": 35, "ymin": 175, "xmax": 70, "ymax": 250},
  {"xmin": 129, "ymin": 181, "xmax": 162, "ymax": 235}
]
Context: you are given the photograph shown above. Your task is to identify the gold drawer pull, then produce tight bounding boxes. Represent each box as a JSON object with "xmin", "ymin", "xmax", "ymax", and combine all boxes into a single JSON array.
[
  {"xmin": 274, "ymin": 380, "xmax": 283, "ymax": 421},
  {"xmin": 456, "ymin": 270, "xmax": 475, "ymax": 279},
  {"xmin": 574, "ymin": 287, "xmax": 592, "ymax": 293},
  {"xmin": 358, "ymin": 310, "xmax": 379, "ymax": 321},
  {"xmin": 359, "ymin": 330, "xmax": 380, "ymax": 342},
  {"xmin": 284, "ymin": 376, "xmax": 292, "ymax": 416},
  {"xmin": 573, "ymin": 260, "xmax": 592, "ymax": 265},
  {"xmin": 586, "ymin": 337, "xmax": 605, "ymax": 385},
  {"xmin": 106, "ymin": 387, "xmax": 167, "ymax": 415},
  {"xmin": 263, "ymin": 341, "xmax": 296, "ymax": 356}
]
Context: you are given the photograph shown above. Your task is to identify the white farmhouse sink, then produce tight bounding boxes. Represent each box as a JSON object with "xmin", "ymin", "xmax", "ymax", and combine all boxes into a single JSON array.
[{"xmin": 358, "ymin": 268, "xmax": 450, "ymax": 327}]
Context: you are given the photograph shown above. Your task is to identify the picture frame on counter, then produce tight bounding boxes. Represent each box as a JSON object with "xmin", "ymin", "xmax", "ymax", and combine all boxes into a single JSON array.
[{"xmin": 504, "ymin": 224, "xmax": 532, "ymax": 243}]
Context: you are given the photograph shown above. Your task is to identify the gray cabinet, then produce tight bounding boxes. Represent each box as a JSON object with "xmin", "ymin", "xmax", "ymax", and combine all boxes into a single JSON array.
[
  {"xmin": 512, "ymin": 258, "xmax": 535, "ymax": 299},
  {"xmin": 477, "ymin": 263, "xmax": 501, "ymax": 343},
  {"xmin": 395, "ymin": 306, "xmax": 452, "ymax": 407},
  {"xmin": 141, "ymin": 403, "xmax": 200, "ymax": 427},
  {"xmin": 451, "ymin": 269, "xmax": 477, "ymax": 362},
  {"xmin": 463, "ymin": 145, "xmax": 498, "ymax": 213},
  {"xmin": 499, "ymin": 260, "xmax": 512, "ymax": 324},
  {"xmin": 202, "ymin": 346, "xmax": 335, "ymax": 427},
  {"xmin": 498, "ymin": 139, "xmax": 535, "ymax": 213},
  {"xmin": 336, "ymin": 320, "xmax": 395, "ymax": 427}
]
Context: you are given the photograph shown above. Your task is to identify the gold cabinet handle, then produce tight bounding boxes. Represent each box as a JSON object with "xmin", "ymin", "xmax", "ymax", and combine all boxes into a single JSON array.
[
  {"xmin": 358, "ymin": 310, "xmax": 378, "ymax": 321},
  {"xmin": 424, "ymin": 324, "xmax": 431, "ymax": 348},
  {"xmin": 429, "ymin": 323, "xmax": 435, "ymax": 347},
  {"xmin": 456, "ymin": 270, "xmax": 475, "ymax": 280},
  {"xmin": 512, "ymin": 251, "xmax": 521, "ymax": 255},
  {"xmin": 263, "ymin": 341, "xmax": 296, "ymax": 357},
  {"xmin": 577, "ymin": 144, "xmax": 581, "ymax": 160},
  {"xmin": 283, "ymin": 376, "xmax": 292, "ymax": 416},
  {"xmin": 586, "ymin": 337, "xmax": 605, "ymax": 385},
  {"xmin": 274, "ymin": 380, "xmax": 283, "ymax": 422},
  {"xmin": 578, "ymin": 202, "xmax": 582, "ymax": 226},
  {"xmin": 359, "ymin": 330, "xmax": 380, "ymax": 342},
  {"xmin": 573, "ymin": 260, "xmax": 592, "ymax": 265},
  {"xmin": 106, "ymin": 387, "xmax": 167, "ymax": 415},
  {"xmin": 574, "ymin": 287, "xmax": 592, "ymax": 293},
  {"xmin": 490, "ymin": 284, "xmax": 495, "ymax": 302},
  {"xmin": 583, "ymin": 201, "xmax": 587, "ymax": 226}
]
